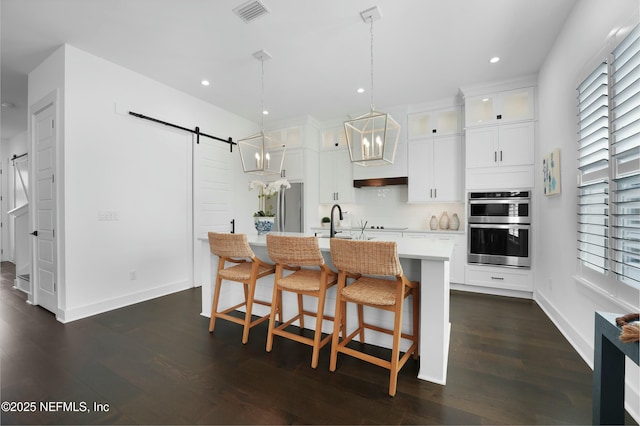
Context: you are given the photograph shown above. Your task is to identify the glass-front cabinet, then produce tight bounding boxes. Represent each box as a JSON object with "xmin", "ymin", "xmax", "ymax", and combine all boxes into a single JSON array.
[{"xmin": 465, "ymin": 87, "xmax": 535, "ymax": 127}]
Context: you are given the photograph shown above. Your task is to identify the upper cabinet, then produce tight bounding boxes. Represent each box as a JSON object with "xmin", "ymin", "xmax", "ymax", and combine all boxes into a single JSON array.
[
  {"xmin": 407, "ymin": 105, "xmax": 463, "ymax": 203},
  {"xmin": 319, "ymin": 126, "xmax": 355, "ymax": 204},
  {"xmin": 280, "ymin": 148, "xmax": 304, "ymax": 181},
  {"xmin": 464, "ymin": 87, "xmax": 535, "ymax": 128},
  {"xmin": 462, "ymin": 81, "xmax": 537, "ymax": 190},
  {"xmin": 408, "ymin": 135, "xmax": 462, "ymax": 202},
  {"xmin": 319, "ymin": 148, "xmax": 355, "ymax": 204},
  {"xmin": 265, "ymin": 125, "xmax": 304, "ymax": 148},
  {"xmin": 408, "ymin": 106, "xmax": 461, "ymax": 139}
]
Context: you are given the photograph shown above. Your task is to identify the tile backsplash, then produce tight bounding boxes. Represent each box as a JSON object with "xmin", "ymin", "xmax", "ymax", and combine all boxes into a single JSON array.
[{"xmin": 319, "ymin": 185, "xmax": 465, "ymax": 231}]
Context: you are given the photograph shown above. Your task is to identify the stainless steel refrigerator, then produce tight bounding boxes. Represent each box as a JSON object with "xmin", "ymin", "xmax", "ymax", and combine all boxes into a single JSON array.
[{"xmin": 267, "ymin": 182, "xmax": 304, "ymax": 232}]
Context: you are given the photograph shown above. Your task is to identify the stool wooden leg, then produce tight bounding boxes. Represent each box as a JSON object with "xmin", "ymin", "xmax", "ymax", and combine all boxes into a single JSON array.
[
  {"xmin": 242, "ymin": 280, "xmax": 257, "ymax": 344},
  {"xmin": 266, "ymin": 276, "xmax": 281, "ymax": 353},
  {"xmin": 297, "ymin": 294, "xmax": 305, "ymax": 330},
  {"xmin": 209, "ymin": 274, "xmax": 223, "ymax": 333},
  {"xmin": 311, "ymin": 291, "xmax": 327, "ymax": 369}
]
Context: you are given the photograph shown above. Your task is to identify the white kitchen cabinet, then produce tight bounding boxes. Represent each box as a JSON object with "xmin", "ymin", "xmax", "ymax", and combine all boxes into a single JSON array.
[
  {"xmin": 465, "ymin": 87, "xmax": 535, "ymax": 127},
  {"xmin": 403, "ymin": 232, "xmax": 465, "ymax": 284},
  {"xmin": 465, "ymin": 121, "xmax": 534, "ymax": 169},
  {"xmin": 408, "ymin": 135, "xmax": 462, "ymax": 202},
  {"xmin": 265, "ymin": 125, "xmax": 304, "ymax": 148},
  {"xmin": 319, "ymin": 148, "xmax": 355, "ymax": 204},
  {"xmin": 280, "ymin": 148, "xmax": 304, "ymax": 181},
  {"xmin": 464, "ymin": 264, "xmax": 533, "ymax": 292},
  {"xmin": 408, "ymin": 106, "xmax": 461, "ymax": 139}
]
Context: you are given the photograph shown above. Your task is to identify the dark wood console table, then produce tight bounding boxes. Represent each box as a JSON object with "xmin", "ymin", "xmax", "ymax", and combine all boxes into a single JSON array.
[{"xmin": 592, "ymin": 311, "xmax": 639, "ymax": 425}]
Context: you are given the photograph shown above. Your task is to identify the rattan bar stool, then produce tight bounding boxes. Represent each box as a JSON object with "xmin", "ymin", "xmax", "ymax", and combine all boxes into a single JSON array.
[
  {"xmin": 208, "ymin": 232, "xmax": 276, "ymax": 344},
  {"xmin": 329, "ymin": 238, "xmax": 419, "ymax": 396},
  {"xmin": 266, "ymin": 234, "xmax": 338, "ymax": 368}
]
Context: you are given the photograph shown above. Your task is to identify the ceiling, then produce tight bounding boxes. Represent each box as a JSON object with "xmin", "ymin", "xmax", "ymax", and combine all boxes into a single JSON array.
[{"xmin": 1, "ymin": 0, "xmax": 578, "ymax": 140}]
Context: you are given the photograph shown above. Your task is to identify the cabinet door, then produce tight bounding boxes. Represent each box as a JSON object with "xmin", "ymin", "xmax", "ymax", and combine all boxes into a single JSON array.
[
  {"xmin": 408, "ymin": 107, "xmax": 460, "ymax": 139},
  {"xmin": 465, "ymin": 127, "xmax": 498, "ymax": 168},
  {"xmin": 319, "ymin": 151, "xmax": 335, "ymax": 204},
  {"xmin": 497, "ymin": 87, "xmax": 535, "ymax": 123},
  {"xmin": 333, "ymin": 149, "xmax": 355, "ymax": 203},
  {"xmin": 281, "ymin": 149, "xmax": 304, "ymax": 180},
  {"xmin": 433, "ymin": 136, "xmax": 461, "ymax": 201},
  {"xmin": 465, "ymin": 94, "xmax": 498, "ymax": 127},
  {"xmin": 407, "ymin": 139, "xmax": 434, "ymax": 202},
  {"xmin": 320, "ymin": 149, "xmax": 354, "ymax": 204},
  {"xmin": 498, "ymin": 122, "xmax": 534, "ymax": 167}
]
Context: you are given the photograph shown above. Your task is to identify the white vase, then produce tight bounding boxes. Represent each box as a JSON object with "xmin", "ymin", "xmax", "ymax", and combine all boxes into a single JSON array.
[
  {"xmin": 254, "ymin": 216, "xmax": 275, "ymax": 235},
  {"xmin": 429, "ymin": 215, "xmax": 438, "ymax": 230},
  {"xmin": 450, "ymin": 213, "xmax": 460, "ymax": 231},
  {"xmin": 439, "ymin": 212, "xmax": 450, "ymax": 230}
]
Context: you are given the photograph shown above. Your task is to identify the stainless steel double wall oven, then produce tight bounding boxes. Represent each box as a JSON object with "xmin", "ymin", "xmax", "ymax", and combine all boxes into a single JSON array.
[{"xmin": 467, "ymin": 191, "xmax": 531, "ymax": 268}]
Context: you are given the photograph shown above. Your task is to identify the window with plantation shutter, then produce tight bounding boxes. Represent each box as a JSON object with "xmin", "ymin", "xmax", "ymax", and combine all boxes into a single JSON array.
[
  {"xmin": 577, "ymin": 62, "xmax": 609, "ymax": 273},
  {"xmin": 577, "ymin": 23, "xmax": 639, "ymax": 289},
  {"xmin": 610, "ymin": 24, "xmax": 639, "ymax": 287}
]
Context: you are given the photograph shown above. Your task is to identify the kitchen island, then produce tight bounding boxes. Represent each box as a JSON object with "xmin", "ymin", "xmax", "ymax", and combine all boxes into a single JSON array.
[{"xmin": 199, "ymin": 232, "xmax": 454, "ymax": 385}]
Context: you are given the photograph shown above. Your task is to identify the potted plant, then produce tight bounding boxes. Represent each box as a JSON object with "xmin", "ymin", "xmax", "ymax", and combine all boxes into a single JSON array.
[
  {"xmin": 321, "ymin": 216, "xmax": 331, "ymax": 228},
  {"xmin": 249, "ymin": 179, "xmax": 290, "ymax": 234}
]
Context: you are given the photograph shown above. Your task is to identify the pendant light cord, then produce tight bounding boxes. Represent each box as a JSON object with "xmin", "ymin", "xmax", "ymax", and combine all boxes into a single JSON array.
[
  {"xmin": 369, "ymin": 17, "xmax": 375, "ymax": 112},
  {"xmin": 260, "ymin": 57, "xmax": 265, "ymax": 131}
]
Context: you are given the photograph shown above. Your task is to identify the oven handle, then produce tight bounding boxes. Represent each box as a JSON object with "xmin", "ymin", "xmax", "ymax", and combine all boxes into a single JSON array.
[
  {"xmin": 468, "ymin": 223, "xmax": 531, "ymax": 230},
  {"xmin": 469, "ymin": 199, "xmax": 530, "ymax": 204}
]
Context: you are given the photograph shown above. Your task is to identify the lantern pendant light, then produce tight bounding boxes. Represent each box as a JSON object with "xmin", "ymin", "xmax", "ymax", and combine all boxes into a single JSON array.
[
  {"xmin": 344, "ymin": 6, "xmax": 400, "ymax": 167},
  {"xmin": 238, "ymin": 49, "xmax": 285, "ymax": 175}
]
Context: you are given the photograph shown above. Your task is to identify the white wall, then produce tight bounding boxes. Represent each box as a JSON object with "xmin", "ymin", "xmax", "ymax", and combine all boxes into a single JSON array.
[
  {"xmin": 535, "ymin": 0, "xmax": 639, "ymax": 420},
  {"xmin": 29, "ymin": 44, "xmax": 257, "ymax": 322}
]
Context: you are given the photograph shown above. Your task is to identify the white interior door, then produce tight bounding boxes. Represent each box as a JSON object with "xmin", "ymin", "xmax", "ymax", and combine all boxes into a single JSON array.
[{"xmin": 32, "ymin": 100, "xmax": 57, "ymax": 314}]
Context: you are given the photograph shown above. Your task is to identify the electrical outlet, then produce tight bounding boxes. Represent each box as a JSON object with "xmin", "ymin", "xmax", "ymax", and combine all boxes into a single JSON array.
[
  {"xmin": 98, "ymin": 210, "xmax": 119, "ymax": 221},
  {"xmin": 129, "ymin": 270, "xmax": 137, "ymax": 280}
]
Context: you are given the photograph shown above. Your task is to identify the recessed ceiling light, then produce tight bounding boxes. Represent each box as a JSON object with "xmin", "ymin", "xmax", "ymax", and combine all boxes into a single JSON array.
[
  {"xmin": 482, "ymin": 98, "xmax": 489, "ymax": 102},
  {"xmin": 357, "ymin": 88, "xmax": 365, "ymax": 93},
  {"xmin": 489, "ymin": 57, "xmax": 500, "ymax": 64},
  {"xmin": 262, "ymin": 110, "xmax": 269, "ymax": 115},
  {"xmin": 201, "ymin": 79, "xmax": 210, "ymax": 86}
]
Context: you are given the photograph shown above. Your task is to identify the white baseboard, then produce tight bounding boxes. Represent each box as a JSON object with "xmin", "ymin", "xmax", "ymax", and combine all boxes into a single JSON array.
[
  {"xmin": 57, "ymin": 279, "xmax": 192, "ymax": 323},
  {"xmin": 535, "ymin": 290, "xmax": 640, "ymax": 424}
]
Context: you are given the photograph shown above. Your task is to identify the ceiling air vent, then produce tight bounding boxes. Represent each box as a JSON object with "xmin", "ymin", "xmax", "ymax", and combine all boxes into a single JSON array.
[{"xmin": 233, "ymin": 0, "xmax": 271, "ymax": 23}]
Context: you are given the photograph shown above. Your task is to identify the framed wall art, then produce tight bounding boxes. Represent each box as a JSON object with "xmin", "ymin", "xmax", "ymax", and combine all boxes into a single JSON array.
[{"xmin": 543, "ymin": 148, "xmax": 561, "ymax": 196}]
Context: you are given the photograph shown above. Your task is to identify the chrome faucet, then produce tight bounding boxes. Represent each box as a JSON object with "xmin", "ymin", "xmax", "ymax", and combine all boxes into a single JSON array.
[{"xmin": 330, "ymin": 204, "xmax": 343, "ymax": 238}]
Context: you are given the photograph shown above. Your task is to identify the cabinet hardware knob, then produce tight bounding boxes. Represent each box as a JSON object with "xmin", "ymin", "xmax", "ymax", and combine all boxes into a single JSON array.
[
  {"xmin": 490, "ymin": 276, "xmax": 504, "ymax": 280},
  {"xmin": 432, "ymin": 129, "xmax": 437, "ymax": 133},
  {"xmin": 497, "ymin": 114, "xmax": 502, "ymax": 120}
]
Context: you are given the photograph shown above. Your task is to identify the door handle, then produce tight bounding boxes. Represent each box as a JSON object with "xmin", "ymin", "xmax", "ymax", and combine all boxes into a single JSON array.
[{"xmin": 30, "ymin": 230, "xmax": 38, "ymax": 237}]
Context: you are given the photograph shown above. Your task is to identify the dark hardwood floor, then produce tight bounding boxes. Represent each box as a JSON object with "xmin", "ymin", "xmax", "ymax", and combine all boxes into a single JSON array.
[{"xmin": 1, "ymin": 261, "xmax": 636, "ymax": 425}]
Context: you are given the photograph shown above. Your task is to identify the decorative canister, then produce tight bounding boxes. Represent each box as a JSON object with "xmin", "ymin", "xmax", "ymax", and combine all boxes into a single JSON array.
[
  {"xmin": 429, "ymin": 215, "xmax": 438, "ymax": 230},
  {"xmin": 439, "ymin": 212, "xmax": 450, "ymax": 230},
  {"xmin": 450, "ymin": 213, "xmax": 460, "ymax": 231}
]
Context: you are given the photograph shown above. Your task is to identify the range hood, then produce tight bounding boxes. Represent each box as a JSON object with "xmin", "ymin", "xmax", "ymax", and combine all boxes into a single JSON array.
[{"xmin": 353, "ymin": 177, "xmax": 408, "ymax": 188}]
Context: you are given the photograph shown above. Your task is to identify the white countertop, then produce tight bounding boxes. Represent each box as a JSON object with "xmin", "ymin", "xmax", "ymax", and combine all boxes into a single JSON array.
[
  {"xmin": 310, "ymin": 226, "xmax": 465, "ymax": 235},
  {"xmin": 244, "ymin": 232, "xmax": 453, "ymax": 262}
]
